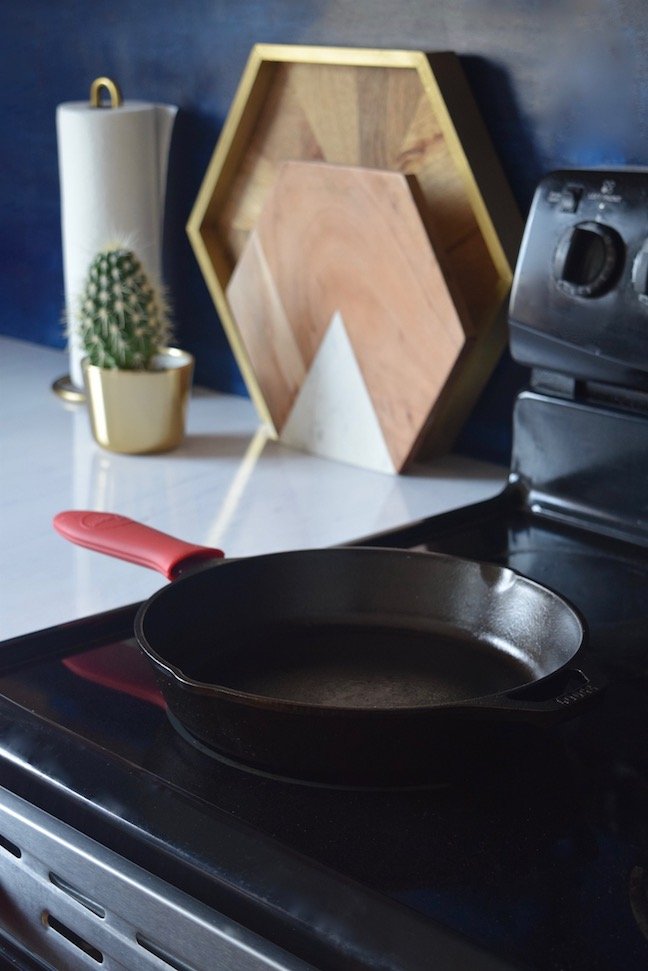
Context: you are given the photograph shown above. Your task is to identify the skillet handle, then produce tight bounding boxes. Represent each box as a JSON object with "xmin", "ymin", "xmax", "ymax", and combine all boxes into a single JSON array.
[
  {"xmin": 53, "ymin": 511, "xmax": 224, "ymax": 580},
  {"xmin": 466, "ymin": 661, "xmax": 605, "ymax": 721}
]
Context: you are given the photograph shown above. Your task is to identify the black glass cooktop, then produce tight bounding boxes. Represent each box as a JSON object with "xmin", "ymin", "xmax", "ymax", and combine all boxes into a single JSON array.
[{"xmin": 1, "ymin": 490, "xmax": 648, "ymax": 971}]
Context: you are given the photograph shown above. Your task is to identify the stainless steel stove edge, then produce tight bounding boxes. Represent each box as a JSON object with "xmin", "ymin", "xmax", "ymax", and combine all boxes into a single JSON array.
[{"xmin": 0, "ymin": 785, "xmax": 313, "ymax": 971}]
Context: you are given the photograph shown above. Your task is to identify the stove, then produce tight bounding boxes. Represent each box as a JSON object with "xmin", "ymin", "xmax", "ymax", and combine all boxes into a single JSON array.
[{"xmin": 2, "ymin": 169, "xmax": 648, "ymax": 971}]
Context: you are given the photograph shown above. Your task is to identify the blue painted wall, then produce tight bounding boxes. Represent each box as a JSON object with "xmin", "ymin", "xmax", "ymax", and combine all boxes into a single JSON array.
[{"xmin": 3, "ymin": 1, "xmax": 647, "ymax": 462}]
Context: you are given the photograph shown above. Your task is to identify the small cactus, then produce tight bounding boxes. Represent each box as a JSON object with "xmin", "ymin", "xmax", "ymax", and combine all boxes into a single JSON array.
[{"xmin": 76, "ymin": 245, "xmax": 171, "ymax": 369}]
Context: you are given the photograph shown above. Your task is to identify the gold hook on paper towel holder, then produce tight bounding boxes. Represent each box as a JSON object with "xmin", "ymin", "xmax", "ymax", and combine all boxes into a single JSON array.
[{"xmin": 89, "ymin": 77, "xmax": 123, "ymax": 108}]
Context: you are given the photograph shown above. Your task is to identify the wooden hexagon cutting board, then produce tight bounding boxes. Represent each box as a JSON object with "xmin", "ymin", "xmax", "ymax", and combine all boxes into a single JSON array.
[{"xmin": 226, "ymin": 161, "xmax": 476, "ymax": 473}]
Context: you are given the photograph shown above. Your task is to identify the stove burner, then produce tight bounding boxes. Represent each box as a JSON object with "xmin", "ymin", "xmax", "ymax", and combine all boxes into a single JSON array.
[{"xmin": 166, "ymin": 710, "xmax": 449, "ymax": 792}]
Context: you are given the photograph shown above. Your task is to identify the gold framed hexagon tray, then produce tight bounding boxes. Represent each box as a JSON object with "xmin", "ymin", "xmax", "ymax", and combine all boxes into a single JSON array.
[{"xmin": 187, "ymin": 44, "xmax": 523, "ymax": 471}]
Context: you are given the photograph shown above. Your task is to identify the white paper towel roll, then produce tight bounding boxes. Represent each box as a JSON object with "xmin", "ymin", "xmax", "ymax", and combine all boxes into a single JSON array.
[{"xmin": 57, "ymin": 98, "xmax": 177, "ymax": 388}]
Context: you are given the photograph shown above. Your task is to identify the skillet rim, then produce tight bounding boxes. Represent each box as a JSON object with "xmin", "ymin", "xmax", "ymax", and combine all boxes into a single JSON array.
[{"xmin": 133, "ymin": 546, "xmax": 589, "ymax": 715}]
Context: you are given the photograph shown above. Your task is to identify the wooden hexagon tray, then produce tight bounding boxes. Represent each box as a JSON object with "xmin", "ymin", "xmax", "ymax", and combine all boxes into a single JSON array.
[{"xmin": 187, "ymin": 44, "xmax": 523, "ymax": 468}]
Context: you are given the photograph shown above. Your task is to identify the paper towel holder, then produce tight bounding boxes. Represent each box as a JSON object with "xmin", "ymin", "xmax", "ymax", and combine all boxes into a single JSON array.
[
  {"xmin": 52, "ymin": 77, "xmax": 124, "ymax": 401},
  {"xmin": 89, "ymin": 77, "xmax": 123, "ymax": 109}
]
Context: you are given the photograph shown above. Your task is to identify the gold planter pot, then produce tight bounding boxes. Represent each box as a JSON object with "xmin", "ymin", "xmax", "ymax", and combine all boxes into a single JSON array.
[{"xmin": 82, "ymin": 348, "xmax": 194, "ymax": 454}]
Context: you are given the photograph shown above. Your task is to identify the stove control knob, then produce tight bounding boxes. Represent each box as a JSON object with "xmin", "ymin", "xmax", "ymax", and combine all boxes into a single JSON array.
[
  {"xmin": 631, "ymin": 242, "xmax": 648, "ymax": 305},
  {"xmin": 553, "ymin": 221, "xmax": 624, "ymax": 298}
]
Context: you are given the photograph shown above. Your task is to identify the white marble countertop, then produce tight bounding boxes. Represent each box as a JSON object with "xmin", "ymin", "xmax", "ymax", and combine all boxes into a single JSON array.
[{"xmin": 0, "ymin": 337, "xmax": 507, "ymax": 641}]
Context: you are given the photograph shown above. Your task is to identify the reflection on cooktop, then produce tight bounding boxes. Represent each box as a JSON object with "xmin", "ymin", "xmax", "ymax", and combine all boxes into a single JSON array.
[{"xmin": 413, "ymin": 512, "xmax": 648, "ymax": 676}]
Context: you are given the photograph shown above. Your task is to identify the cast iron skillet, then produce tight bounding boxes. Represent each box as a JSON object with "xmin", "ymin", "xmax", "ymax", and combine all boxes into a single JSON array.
[{"xmin": 54, "ymin": 511, "xmax": 603, "ymax": 785}]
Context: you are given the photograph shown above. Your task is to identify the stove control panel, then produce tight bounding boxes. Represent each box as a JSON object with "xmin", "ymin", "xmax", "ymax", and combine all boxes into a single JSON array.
[{"xmin": 509, "ymin": 169, "xmax": 648, "ymax": 390}]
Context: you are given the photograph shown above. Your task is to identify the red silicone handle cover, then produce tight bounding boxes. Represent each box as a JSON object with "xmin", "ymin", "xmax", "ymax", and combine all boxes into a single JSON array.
[{"xmin": 53, "ymin": 511, "xmax": 224, "ymax": 579}]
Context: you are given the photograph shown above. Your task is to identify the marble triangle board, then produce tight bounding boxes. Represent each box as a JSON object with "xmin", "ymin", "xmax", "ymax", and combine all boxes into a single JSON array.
[{"xmin": 280, "ymin": 310, "xmax": 397, "ymax": 474}]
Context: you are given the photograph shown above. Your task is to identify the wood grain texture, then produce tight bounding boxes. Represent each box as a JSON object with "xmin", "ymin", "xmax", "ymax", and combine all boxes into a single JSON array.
[
  {"xmin": 226, "ymin": 231, "xmax": 306, "ymax": 429},
  {"xmin": 226, "ymin": 161, "xmax": 474, "ymax": 471},
  {"xmin": 208, "ymin": 53, "xmax": 514, "ymax": 328}
]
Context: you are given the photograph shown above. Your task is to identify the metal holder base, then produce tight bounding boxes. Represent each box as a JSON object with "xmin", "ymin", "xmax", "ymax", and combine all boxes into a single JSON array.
[{"xmin": 51, "ymin": 375, "xmax": 85, "ymax": 404}]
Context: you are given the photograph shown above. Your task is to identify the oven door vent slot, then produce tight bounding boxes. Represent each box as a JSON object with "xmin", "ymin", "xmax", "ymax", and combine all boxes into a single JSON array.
[
  {"xmin": 48, "ymin": 871, "xmax": 106, "ymax": 919},
  {"xmin": 42, "ymin": 911, "xmax": 103, "ymax": 963},
  {"xmin": 0, "ymin": 831, "xmax": 21, "ymax": 858},
  {"xmin": 137, "ymin": 932, "xmax": 197, "ymax": 971}
]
